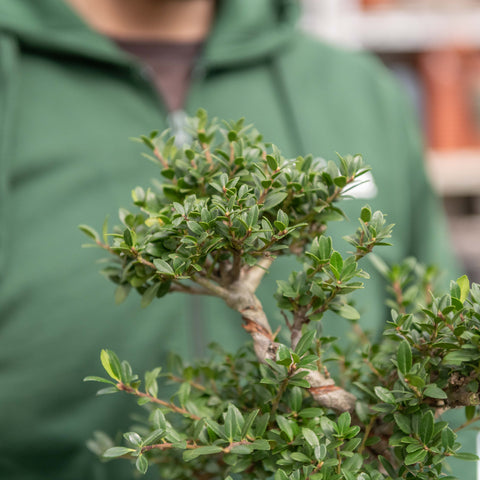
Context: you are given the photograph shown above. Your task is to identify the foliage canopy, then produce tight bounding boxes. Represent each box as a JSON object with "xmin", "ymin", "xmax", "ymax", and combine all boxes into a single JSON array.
[{"xmin": 81, "ymin": 110, "xmax": 480, "ymax": 479}]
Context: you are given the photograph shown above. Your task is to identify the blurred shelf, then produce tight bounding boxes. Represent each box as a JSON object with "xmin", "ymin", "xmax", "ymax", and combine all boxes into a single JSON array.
[
  {"xmin": 446, "ymin": 215, "xmax": 480, "ymax": 275},
  {"xmin": 301, "ymin": 6, "xmax": 480, "ymax": 52},
  {"xmin": 427, "ymin": 149, "xmax": 480, "ymax": 195}
]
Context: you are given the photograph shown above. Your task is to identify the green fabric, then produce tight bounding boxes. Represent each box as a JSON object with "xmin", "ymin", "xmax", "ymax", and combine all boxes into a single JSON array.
[{"xmin": 0, "ymin": 0, "xmax": 471, "ymax": 479}]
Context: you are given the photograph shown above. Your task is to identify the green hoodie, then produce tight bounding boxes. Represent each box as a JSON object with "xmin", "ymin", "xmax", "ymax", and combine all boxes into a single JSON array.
[{"xmin": 0, "ymin": 0, "xmax": 470, "ymax": 479}]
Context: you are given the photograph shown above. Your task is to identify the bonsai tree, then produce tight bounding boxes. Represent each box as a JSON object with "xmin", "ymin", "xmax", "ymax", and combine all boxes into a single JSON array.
[{"xmin": 81, "ymin": 110, "xmax": 480, "ymax": 479}]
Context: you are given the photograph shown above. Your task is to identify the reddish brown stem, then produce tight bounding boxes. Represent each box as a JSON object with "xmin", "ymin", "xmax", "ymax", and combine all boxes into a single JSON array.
[{"xmin": 117, "ymin": 382, "xmax": 201, "ymax": 420}]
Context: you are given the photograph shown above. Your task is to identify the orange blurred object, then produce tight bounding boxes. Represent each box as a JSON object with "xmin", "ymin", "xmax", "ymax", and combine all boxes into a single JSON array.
[
  {"xmin": 360, "ymin": 0, "xmax": 395, "ymax": 9},
  {"xmin": 419, "ymin": 48, "xmax": 480, "ymax": 150}
]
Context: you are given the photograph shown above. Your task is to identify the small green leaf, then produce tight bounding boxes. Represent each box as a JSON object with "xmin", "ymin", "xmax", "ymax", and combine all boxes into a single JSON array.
[
  {"xmin": 274, "ymin": 469, "xmax": 289, "ymax": 480},
  {"xmin": 441, "ymin": 427, "xmax": 456, "ymax": 449},
  {"xmin": 103, "ymin": 446, "xmax": 135, "ymax": 458},
  {"xmin": 337, "ymin": 304, "xmax": 360, "ymax": 321},
  {"xmin": 393, "ymin": 413, "xmax": 411, "ymax": 434},
  {"xmin": 291, "ymin": 452, "xmax": 311, "ymax": 463},
  {"xmin": 183, "ymin": 445, "xmax": 223, "ymax": 461},
  {"xmin": 263, "ymin": 191, "xmax": 288, "ymax": 210},
  {"xmin": 302, "ymin": 427, "xmax": 319, "ymax": 448},
  {"xmin": 142, "ymin": 429, "xmax": 165, "ymax": 446},
  {"xmin": 397, "ymin": 340, "xmax": 412, "ymax": 375},
  {"xmin": 123, "ymin": 228, "xmax": 134, "ymax": 247},
  {"xmin": 178, "ymin": 382, "xmax": 191, "ymax": 407},
  {"xmin": 329, "ymin": 251, "xmax": 343, "ymax": 279},
  {"xmin": 255, "ymin": 413, "xmax": 269, "ymax": 437},
  {"xmin": 289, "ymin": 387, "xmax": 303, "ymax": 412},
  {"xmin": 360, "ymin": 206, "xmax": 372, "ymax": 223},
  {"xmin": 289, "ymin": 378, "xmax": 310, "ymax": 388},
  {"xmin": 83, "ymin": 376, "xmax": 115, "ymax": 385},
  {"xmin": 224, "ymin": 404, "xmax": 244, "ymax": 441},
  {"xmin": 299, "ymin": 408, "xmax": 324, "ymax": 418},
  {"xmin": 230, "ymin": 444, "xmax": 253, "ymax": 455},
  {"xmin": 96, "ymin": 386, "xmax": 118, "ymax": 395},
  {"xmin": 124, "ymin": 431, "xmax": 142, "ymax": 447},
  {"xmin": 337, "ymin": 412, "xmax": 351, "ymax": 433},
  {"xmin": 465, "ymin": 405, "xmax": 476, "ymax": 421},
  {"xmin": 205, "ymin": 418, "xmax": 228, "ymax": 440},
  {"xmin": 404, "ymin": 448, "xmax": 427, "ymax": 465},
  {"xmin": 114, "ymin": 284, "xmax": 131, "ymax": 305},
  {"xmin": 457, "ymin": 275, "xmax": 470, "ymax": 303},
  {"xmin": 141, "ymin": 283, "xmax": 160, "ymax": 309},
  {"xmin": 240, "ymin": 410, "xmax": 259, "ymax": 439},
  {"xmin": 453, "ymin": 452, "xmax": 479, "ymax": 461},
  {"xmin": 152, "ymin": 410, "xmax": 167, "ymax": 430},
  {"xmin": 153, "ymin": 259, "xmax": 175, "ymax": 276},
  {"xmin": 276, "ymin": 415, "xmax": 294, "ymax": 441},
  {"xmin": 136, "ymin": 455, "xmax": 148, "ymax": 474},
  {"xmin": 78, "ymin": 224, "xmax": 100, "ymax": 241},
  {"xmin": 333, "ymin": 176, "xmax": 347, "ymax": 188},
  {"xmin": 250, "ymin": 439, "xmax": 270, "ymax": 451},
  {"xmin": 102, "ymin": 216, "xmax": 109, "ymax": 243},
  {"xmin": 379, "ymin": 456, "xmax": 397, "ymax": 478},
  {"xmin": 266, "ymin": 154, "xmax": 278, "ymax": 171},
  {"xmin": 423, "ymin": 384, "xmax": 447, "ymax": 400},
  {"xmin": 374, "ymin": 386, "xmax": 395, "ymax": 404},
  {"xmin": 294, "ymin": 330, "xmax": 316, "ymax": 356},
  {"xmin": 419, "ymin": 411, "xmax": 434, "ymax": 444},
  {"xmin": 140, "ymin": 135, "xmax": 155, "ymax": 150},
  {"xmin": 100, "ymin": 349, "xmax": 121, "ymax": 381}
]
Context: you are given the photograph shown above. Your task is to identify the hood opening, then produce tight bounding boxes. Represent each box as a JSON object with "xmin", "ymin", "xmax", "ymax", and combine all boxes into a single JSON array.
[{"xmin": 0, "ymin": 0, "xmax": 300, "ymax": 71}]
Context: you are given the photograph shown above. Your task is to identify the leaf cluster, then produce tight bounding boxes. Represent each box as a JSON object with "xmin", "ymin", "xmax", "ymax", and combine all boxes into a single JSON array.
[{"xmin": 81, "ymin": 112, "xmax": 480, "ymax": 480}]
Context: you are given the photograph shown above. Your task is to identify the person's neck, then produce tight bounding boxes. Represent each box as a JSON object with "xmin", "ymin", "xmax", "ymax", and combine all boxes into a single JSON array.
[{"xmin": 65, "ymin": 0, "xmax": 215, "ymax": 41}]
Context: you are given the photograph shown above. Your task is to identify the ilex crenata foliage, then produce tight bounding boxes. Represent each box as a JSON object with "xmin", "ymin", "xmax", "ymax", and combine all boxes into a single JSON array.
[{"xmin": 81, "ymin": 110, "xmax": 480, "ymax": 479}]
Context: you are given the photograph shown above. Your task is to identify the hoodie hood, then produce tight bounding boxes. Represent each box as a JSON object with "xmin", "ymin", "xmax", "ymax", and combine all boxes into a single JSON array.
[{"xmin": 0, "ymin": 0, "xmax": 300, "ymax": 69}]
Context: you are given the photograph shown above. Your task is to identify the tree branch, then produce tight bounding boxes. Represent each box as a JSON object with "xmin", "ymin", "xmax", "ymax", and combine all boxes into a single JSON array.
[
  {"xmin": 243, "ymin": 256, "xmax": 274, "ymax": 293},
  {"xmin": 116, "ymin": 382, "xmax": 201, "ymax": 420},
  {"xmin": 169, "ymin": 281, "xmax": 215, "ymax": 296},
  {"xmin": 192, "ymin": 275, "xmax": 230, "ymax": 300}
]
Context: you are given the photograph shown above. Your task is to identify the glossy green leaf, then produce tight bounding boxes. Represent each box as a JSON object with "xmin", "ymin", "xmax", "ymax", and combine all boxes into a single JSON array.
[
  {"xmin": 404, "ymin": 448, "xmax": 427, "ymax": 465},
  {"xmin": 100, "ymin": 349, "xmax": 121, "ymax": 381},
  {"xmin": 423, "ymin": 384, "xmax": 447, "ymax": 400},
  {"xmin": 183, "ymin": 445, "xmax": 223, "ymax": 461},
  {"xmin": 78, "ymin": 224, "xmax": 100, "ymax": 241},
  {"xmin": 457, "ymin": 275, "xmax": 470, "ymax": 303},
  {"xmin": 329, "ymin": 251, "xmax": 343, "ymax": 279},
  {"xmin": 419, "ymin": 411, "xmax": 434, "ymax": 444},
  {"xmin": 276, "ymin": 415, "xmax": 294, "ymax": 441},
  {"xmin": 103, "ymin": 446, "xmax": 135, "ymax": 458},
  {"xmin": 397, "ymin": 340, "xmax": 412, "ymax": 375},
  {"xmin": 153, "ymin": 259, "xmax": 175, "ymax": 276},
  {"xmin": 136, "ymin": 455, "xmax": 148, "ymax": 474},
  {"xmin": 302, "ymin": 427, "xmax": 319, "ymax": 448},
  {"xmin": 83, "ymin": 376, "xmax": 115, "ymax": 385},
  {"xmin": 294, "ymin": 330, "xmax": 316, "ymax": 356}
]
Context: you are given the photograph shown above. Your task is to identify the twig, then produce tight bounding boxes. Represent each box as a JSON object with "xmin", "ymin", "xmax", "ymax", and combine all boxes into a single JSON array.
[
  {"xmin": 358, "ymin": 416, "xmax": 376, "ymax": 455},
  {"xmin": 116, "ymin": 382, "xmax": 201, "ymax": 420},
  {"xmin": 192, "ymin": 275, "xmax": 230, "ymax": 300},
  {"xmin": 169, "ymin": 281, "xmax": 214, "ymax": 296},
  {"xmin": 167, "ymin": 374, "xmax": 206, "ymax": 392},
  {"xmin": 153, "ymin": 148, "xmax": 169, "ymax": 169},
  {"xmin": 453, "ymin": 415, "xmax": 480, "ymax": 433}
]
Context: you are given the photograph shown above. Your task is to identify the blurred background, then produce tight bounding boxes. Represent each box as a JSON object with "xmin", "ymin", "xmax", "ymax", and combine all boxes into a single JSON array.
[{"xmin": 300, "ymin": 0, "xmax": 480, "ymax": 281}]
